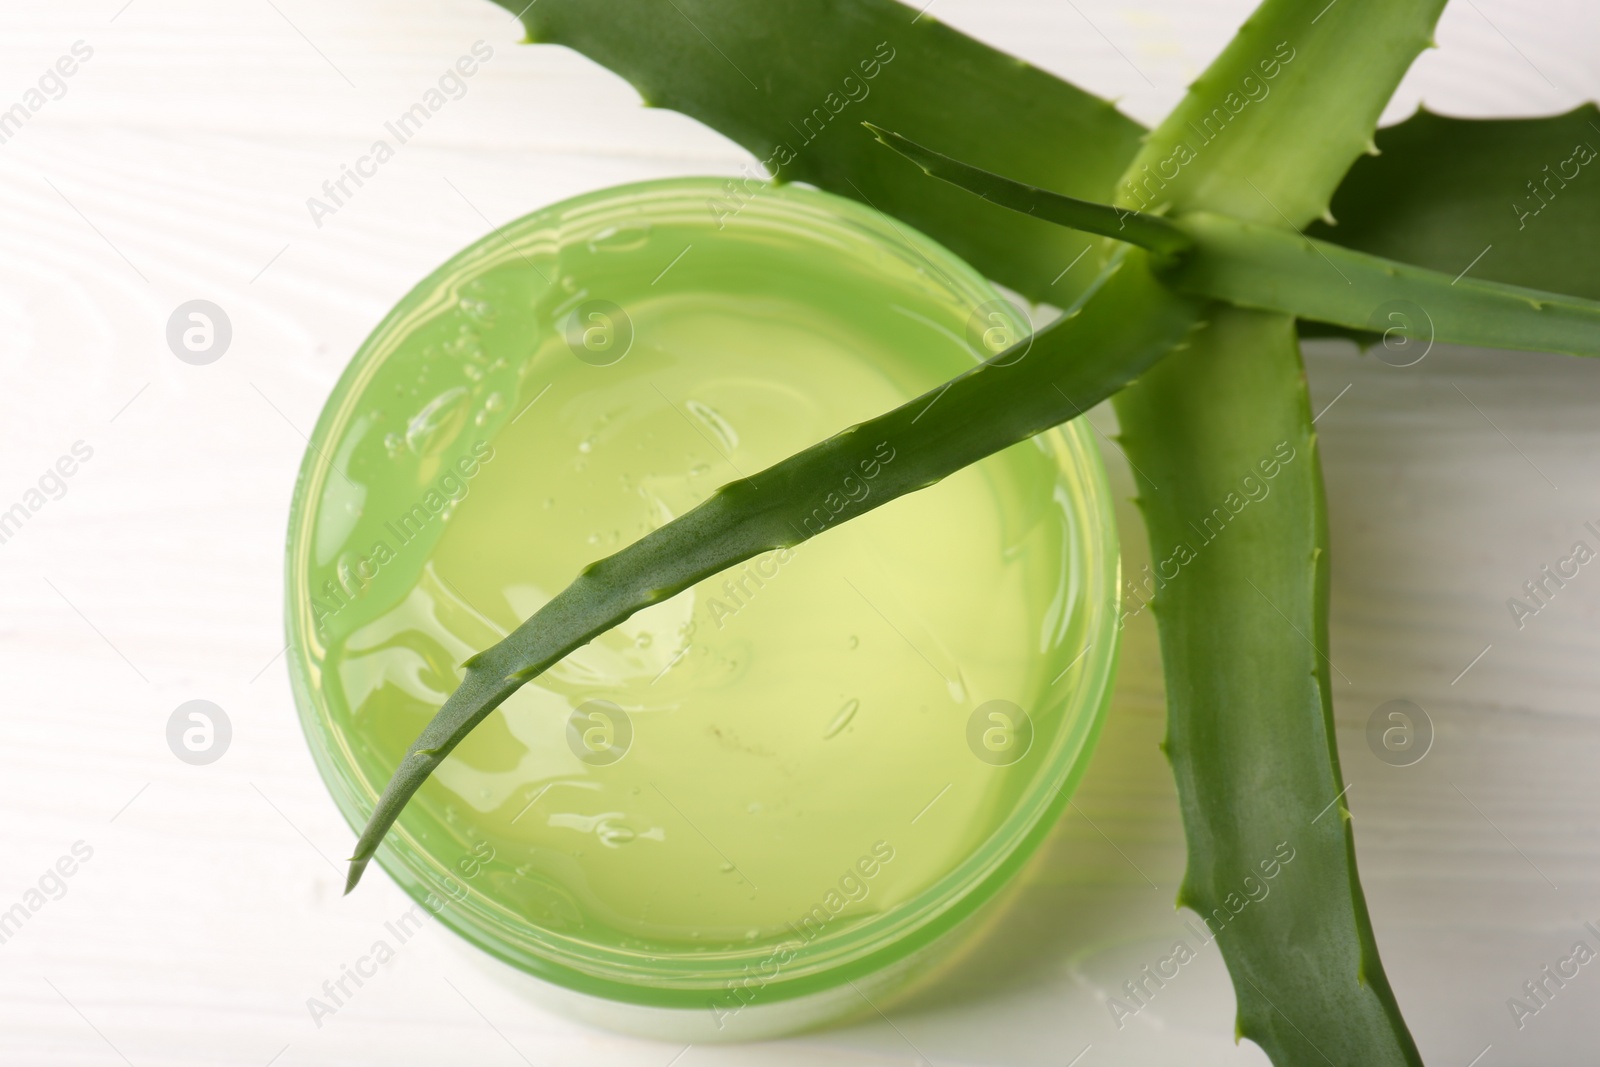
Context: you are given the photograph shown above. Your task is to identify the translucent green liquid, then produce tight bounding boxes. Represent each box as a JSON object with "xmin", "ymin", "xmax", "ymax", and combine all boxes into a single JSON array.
[{"xmin": 298, "ymin": 183, "xmax": 1097, "ymax": 980}]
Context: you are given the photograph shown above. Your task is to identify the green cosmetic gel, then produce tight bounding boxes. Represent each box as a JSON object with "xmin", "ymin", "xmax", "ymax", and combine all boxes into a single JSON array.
[{"xmin": 287, "ymin": 179, "xmax": 1118, "ymax": 1016}]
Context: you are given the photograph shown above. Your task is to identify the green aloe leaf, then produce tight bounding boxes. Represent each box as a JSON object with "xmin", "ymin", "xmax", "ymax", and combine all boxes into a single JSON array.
[
  {"xmin": 1115, "ymin": 305, "xmax": 1420, "ymax": 1064},
  {"xmin": 346, "ymin": 255, "xmax": 1203, "ymax": 890},
  {"xmin": 863, "ymin": 122, "xmax": 1195, "ymax": 256},
  {"xmin": 510, "ymin": 0, "xmax": 1143, "ymax": 305},
  {"xmin": 1314, "ymin": 104, "xmax": 1600, "ymax": 297},
  {"xmin": 1116, "ymin": 2, "xmax": 1439, "ymax": 231},
  {"xmin": 1106, "ymin": 0, "xmax": 1445, "ymax": 1062},
  {"xmin": 1167, "ymin": 211, "xmax": 1600, "ymax": 356}
]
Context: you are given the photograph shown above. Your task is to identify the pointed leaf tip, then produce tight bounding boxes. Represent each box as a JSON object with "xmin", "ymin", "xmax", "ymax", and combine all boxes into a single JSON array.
[{"xmin": 344, "ymin": 856, "xmax": 369, "ymax": 895}]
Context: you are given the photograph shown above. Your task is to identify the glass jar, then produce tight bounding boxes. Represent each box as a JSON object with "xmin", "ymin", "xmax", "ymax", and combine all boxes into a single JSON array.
[{"xmin": 285, "ymin": 177, "xmax": 1121, "ymax": 1040}]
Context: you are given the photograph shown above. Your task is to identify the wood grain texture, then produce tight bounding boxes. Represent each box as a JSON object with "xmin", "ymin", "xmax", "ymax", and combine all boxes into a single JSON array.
[{"xmin": 0, "ymin": 0, "xmax": 1596, "ymax": 1063}]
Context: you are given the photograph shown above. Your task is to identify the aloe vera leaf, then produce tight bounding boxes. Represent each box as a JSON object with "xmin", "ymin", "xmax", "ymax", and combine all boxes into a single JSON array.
[
  {"xmin": 1313, "ymin": 104, "xmax": 1600, "ymax": 298},
  {"xmin": 862, "ymin": 122, "xmax": 1193, "ymax": 256},
  {"xmin": 865, "ymin": 127, "xmax": 1600, "ymax": 357},
  {"xmin": 1166, "ymin": 211, "xmax": 1600, "ymax": 356},
  {"xmin": 501, "ymin": 0, "xmax": 1143, "ymax": 304},
  {"xmin": 346, "ymin": 254, "xmax": 1203, "ymax": 890},
  {"xmin": 1116, "ymin": 1, "xmax": 1444, "ymax": 230},
  {"xmin": 1108, "ymin": 1, "xmax": 1447, "ymax": 1062},
  {"xmin": 1115, "ymin": 306, "xmax": 1422, "ymax": 1064}
]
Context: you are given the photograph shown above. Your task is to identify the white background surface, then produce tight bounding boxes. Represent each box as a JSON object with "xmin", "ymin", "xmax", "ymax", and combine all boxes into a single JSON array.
[{"xmin": 1, "ymin": 1, "xmax": 1598, "ymax": 1064}]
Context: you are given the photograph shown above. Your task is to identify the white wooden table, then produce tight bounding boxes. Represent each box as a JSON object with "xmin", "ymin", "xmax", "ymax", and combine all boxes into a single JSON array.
[{"xmin": 1, "ymin": 1, "xmax": 1597, "ymax": 1063}]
